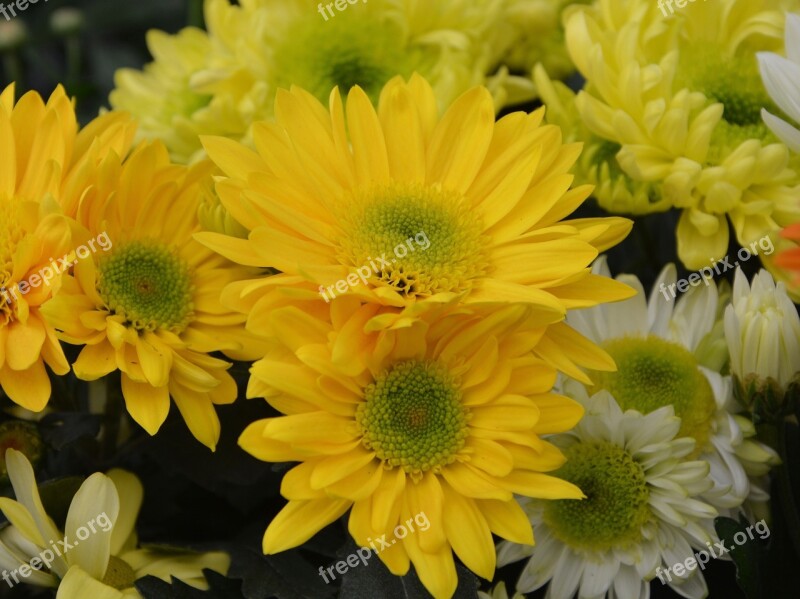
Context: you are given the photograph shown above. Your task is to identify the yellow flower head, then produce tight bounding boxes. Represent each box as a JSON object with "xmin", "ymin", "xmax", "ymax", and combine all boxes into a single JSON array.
[
  {"xmin": 41, "ymin": 142, "xmax": 266, "ymax": 450},
  {"xmin": 559, "ymin": 0, "xmax": 800, "ymax": 269},
  {"xmin": 239, "ymin": 300, "xmax": 586, "ymax": 599},
  {"xmin": 0, "ymin": 84, "xmax": 134, "ymax": 411},
  {"xmin": 110, "ymin": 0, "xmax": 533, "ymax": 163},
  {"xmin": 198, "ymin": 75, "xmax": 634, "ymax": 333},
  {"xmin": 0, "ymin": 449, "xmax": 229, "ymax": 598}
]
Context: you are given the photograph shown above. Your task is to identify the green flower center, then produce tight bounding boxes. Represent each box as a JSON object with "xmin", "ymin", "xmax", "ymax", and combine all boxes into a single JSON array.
[
  {"xmin": 337, "ymin": 183, "xmax": 487, "ymax": 297},
  {"xmin": 356, "ymin": 360, "xmax": 470, "ymax": 475},
  {"xmin": 101, "ymin": 555, "xmax": 136, "ymax": 590},
  {"xmin": 677, "ymin": 43, "xmax": 778, "ymax": 159},
  {"xmin": 97, "ymin": 241, "xmax": 194, "ymax": 333},
  {"xmin": 590, "ymin": 335, "xmax": 716, "ymax": 454},
  {"xmin": 543, "ymin": 441, "xmax": 650, "ymax": 552},
  {"xmin": 272, "ymin": 12, "xmax": 413, "ymax": 104}
]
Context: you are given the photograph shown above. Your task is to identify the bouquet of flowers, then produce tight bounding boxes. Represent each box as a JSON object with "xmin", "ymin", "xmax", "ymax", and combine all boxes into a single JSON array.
[{"xmin": 0, "ymin": 1, "xmax": 797, "ymax": 598}]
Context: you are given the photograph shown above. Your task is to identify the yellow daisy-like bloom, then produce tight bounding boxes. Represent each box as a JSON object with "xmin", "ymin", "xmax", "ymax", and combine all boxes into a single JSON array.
[
  {"xmin": 110, "ymin": 0, "xmax": 534, "ymax": 163},
  {"xmin": 560, "ymin": 0, "xmax": 800, "ymax": 269},
  {"xmin": 41, "ymin": 142, "xmax": 265, "ymax": 451},
  {"xmin": 197, "ymin": 74, "xmax": 634, "ymax": 343},
  {"xmin": 0, "ymin": 84, "xmax": 134, "ymax": 411},
  {"xmin": 0, "ymin": 449, "xmax": 229, "ymax": 597},
  {"xmin": 239, "ymin": 300, "xmax": 587, "ymax": 599}
]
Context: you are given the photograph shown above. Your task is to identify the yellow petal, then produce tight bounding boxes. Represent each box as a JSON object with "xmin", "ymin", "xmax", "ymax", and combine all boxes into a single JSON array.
[
  {"xmin": 0, "ymin": 359, "xmax": 51, "ymax": 411},
  {"xmin": 262, "ymin": 498, "xmax": 351, "ymax": 553},
  {"xmin": 476, "ymin": 498, "xmax": 534, "ymax": 545},
  {"xmin": 120, "ymin": 375, "xmax": 170, "ymax": 436},
  {"xmin": 440, "ymin": 481, "xmax": 495, "ymax": 580}
]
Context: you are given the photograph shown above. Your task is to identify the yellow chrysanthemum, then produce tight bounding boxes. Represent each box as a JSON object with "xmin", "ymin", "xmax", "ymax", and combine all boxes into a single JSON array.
[
  {"xmin": 239, "ymin": 301, "xmax": 587, "ymax": 599},
  {"xmin": 41, "ymin": 142, "xmax": 265, "ymax": 450},
  {"xmin": 559, "ymin": 0, "xmax": 800, "ymax": 269},
  {"xmin": 110, "ymin": 0, "xmax": 534, "ymax": 163},
  {"xmin": 0, "ymin": 449, "xmax": 229, "ymax": 598},
  {"xmin": 0, "ymin": 84, "xmax": 134, "ymax": 411},
  {"xmin": 197, "ymin": 74, "xmax": 634, "ymax": 341}
]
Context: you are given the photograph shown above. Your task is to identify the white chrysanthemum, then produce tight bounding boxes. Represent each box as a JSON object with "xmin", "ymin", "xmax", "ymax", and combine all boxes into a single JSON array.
[
  {"xmin": 565, "ymin": 259, "xmax": 778, "ymax": 515},
  {"xmin": 758, "ymin": 13, "xmax": 800, "ymax": 152},
  {"xmin": 498, "ymin": 392, "xmax": 718, "ymax": 599},
  {"xmin": 725, "ymin": 268, "xmax": 800, "ymax": 389}
]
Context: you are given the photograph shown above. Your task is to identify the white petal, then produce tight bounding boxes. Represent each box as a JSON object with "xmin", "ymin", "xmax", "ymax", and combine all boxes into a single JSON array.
[
  {"xmin": 758, "ymin": 52, "xmax": 800, "ymax": 122},
  {"xmin": 648, "ymin": 264, "xmax": 677, "ymax": 336},
  {"xmin": 762, "ymin": 109, "xmax": 800, "ymax": 153},
  {"xmin": 611, "ymin": 564, "xmax": 647, "ymax": 599}
]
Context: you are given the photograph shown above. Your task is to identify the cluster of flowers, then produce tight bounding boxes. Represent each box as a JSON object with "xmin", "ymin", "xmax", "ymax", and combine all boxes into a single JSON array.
[{"xmin": 0, "ymin": 0, "xmax": 800, "ymax": 598}]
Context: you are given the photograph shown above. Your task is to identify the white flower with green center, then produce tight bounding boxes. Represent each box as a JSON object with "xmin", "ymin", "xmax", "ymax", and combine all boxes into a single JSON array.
[
  {"xmin": 497, "ymin": 392, "xmax": 718, "ymax": 599},
  {"xmin": 566, "ymin": 258, "xmax": 779, "ymax": 516},
  {"xmin": 758, "ymin": 13, "xmax": 800, "ymax": 153}
]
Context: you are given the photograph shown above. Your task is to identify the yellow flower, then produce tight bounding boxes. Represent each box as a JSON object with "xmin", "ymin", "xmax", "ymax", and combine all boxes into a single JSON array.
[
  {"xmin": 559, "ymin": 0, "xmax": 800, "ymax": 269},
  {"xmin": 198, "ymin": 74, "xmax": 634, "ymax": 336},
  {"xmin": 239, "ymin": 301, "xmax": 586, "ymax": 599},
  {"xmin": 0, "ymin": 449, "xmax": 229, "ymax": 597},
  {"xmin": 41, "ymin": 142, "xmax": 265, "ymax": 450},
  {"xmin": 110, "ymin": 0, "xmax": 534, "ymax": 163},
  {"xmin": 0, "ymin": 84, "xmax": 134, "ymax": 411}
]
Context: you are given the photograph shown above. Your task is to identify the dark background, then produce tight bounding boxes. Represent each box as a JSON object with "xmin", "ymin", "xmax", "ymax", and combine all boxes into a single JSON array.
[{"xmin": 0, "ymin": 1, "xmax": 791, "ymax": 598}]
